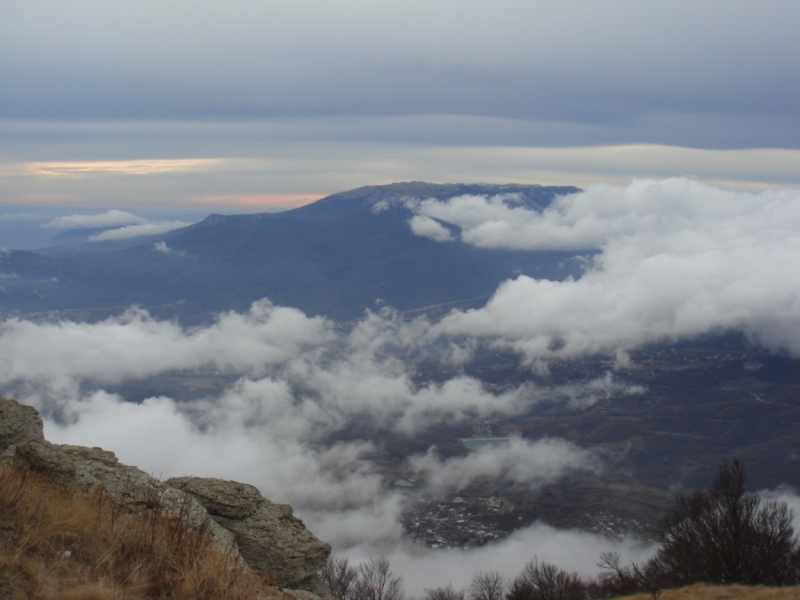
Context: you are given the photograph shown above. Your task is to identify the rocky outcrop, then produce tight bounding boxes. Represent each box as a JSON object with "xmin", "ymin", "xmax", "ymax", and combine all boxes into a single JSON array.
[
  {"xmin": 8, "ymin": 437, "xmax": 241, "ymax": 560},
  {"xmin": 0, "ymin": 395, "xmax": 43, "ymax": 451},
  {"xmin": 167, "ymin": 477, "xmax": 331, "ymax": 590},
  {"xmin": 0, "ymin": 396, "xmax": 331, "ymax": 595}
]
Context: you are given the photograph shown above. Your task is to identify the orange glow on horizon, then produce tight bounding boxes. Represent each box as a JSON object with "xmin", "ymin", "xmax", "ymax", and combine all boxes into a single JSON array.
[{"xmin": 26, "ymin": 159, "xmax": 219, "ymax": 177}]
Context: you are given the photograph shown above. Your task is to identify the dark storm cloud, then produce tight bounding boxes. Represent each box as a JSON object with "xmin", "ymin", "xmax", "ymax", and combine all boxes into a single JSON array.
[{"xmin": 1, "ymin": 1, "xmax": 798, "ymax": 148}]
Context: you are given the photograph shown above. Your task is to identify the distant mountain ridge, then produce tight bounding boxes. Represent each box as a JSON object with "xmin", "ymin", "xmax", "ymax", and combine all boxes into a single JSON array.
[{"xmin": 0, "ymin": 182, "xmax": 581, "ymax": 323}]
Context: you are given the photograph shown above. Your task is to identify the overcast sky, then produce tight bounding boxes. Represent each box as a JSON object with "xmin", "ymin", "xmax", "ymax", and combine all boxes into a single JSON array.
[{"xmin": 0, "ymin": 1, "xmax": 798, "ymax": 210}]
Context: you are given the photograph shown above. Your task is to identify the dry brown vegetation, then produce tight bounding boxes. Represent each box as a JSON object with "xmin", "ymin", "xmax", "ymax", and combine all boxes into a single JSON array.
[
  {"xmin": 618, "ymin": 583, "xmax": 800, "ymax": 600},
  {"xmin": 0, "ymin": 461, "xmax": 283, "ymax": 599}
]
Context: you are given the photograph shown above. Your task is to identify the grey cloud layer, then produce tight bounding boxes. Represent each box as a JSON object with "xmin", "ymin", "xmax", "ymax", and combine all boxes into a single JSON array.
[{"xmin": 2, "ymin": 1, "xmax": 798, "ymax": 147}]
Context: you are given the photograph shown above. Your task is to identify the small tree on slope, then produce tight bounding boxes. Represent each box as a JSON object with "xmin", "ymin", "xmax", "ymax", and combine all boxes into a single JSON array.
[{"xmin": 654, "ymin": 459, "xmax": 799, "ymax": 586}]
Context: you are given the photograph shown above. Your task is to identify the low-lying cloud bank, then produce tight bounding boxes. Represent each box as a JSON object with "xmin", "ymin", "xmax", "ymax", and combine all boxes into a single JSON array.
[
  {"xmin": 0, "ymin": 298, "xmax": 643, "ymax": 590},
  {"xmin": 29, "ymin": 385, "xmax": 653, "ymax": 596},
  {"xmin": 408, "ymin": 178, "xmax": 800, "ymax": 361},
  {"xmin": 342, "ymin": 524, "xmax": 656, "ymax": 597},
  {"xmin": 43, "ymin": 210, "xmax": 149, "ymax": 230},
  {"xmin": 408, "ymin": 436, "xmax": 598, "ymax": 495},
  {"xmin": 412, "ymin": 178, "xmax": 799, "ymax": 251},
  {"xmin": 0, "ymin": 300, "xmax": 644, "ymax": 437},
  {"xmin": 3, "ymin": 178, "xmax": 799, "ymax": 590},
  {"xmin": 43, "ymin": 209, "xmax": 192, "ymax": 241},
  {"xmin": 88, "ymin": 221, "xmax": 191, "ymax": 241}
]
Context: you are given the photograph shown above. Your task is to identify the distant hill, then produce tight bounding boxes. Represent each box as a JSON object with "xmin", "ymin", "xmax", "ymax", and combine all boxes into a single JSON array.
[{"xmin": 0, "ymin": 182, "xmax": 581, "ymax": 323}]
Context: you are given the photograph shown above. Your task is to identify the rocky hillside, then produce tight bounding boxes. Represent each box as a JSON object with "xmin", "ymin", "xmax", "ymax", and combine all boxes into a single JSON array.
[{"xmin": 0, "ymin": 396, "xmax": 332, "ymax": 599}]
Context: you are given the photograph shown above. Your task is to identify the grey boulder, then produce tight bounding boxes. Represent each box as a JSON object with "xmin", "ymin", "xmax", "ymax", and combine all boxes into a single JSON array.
[{"xmin": 167, "ymin": 476, "xmax": 331, "ymax": 590}]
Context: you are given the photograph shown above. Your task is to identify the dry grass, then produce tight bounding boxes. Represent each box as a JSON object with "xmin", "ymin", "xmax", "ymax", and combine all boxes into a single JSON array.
[
  {"xmin": 620, "ymin": 583, "xmax": 800, "ymax": 600},
  {"xmin": 0, "ymin": 461, "xmax": 284, "ymax": 599}
]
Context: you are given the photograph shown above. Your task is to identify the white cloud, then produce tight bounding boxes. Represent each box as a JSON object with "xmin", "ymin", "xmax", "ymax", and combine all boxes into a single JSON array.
[
  {"xmin": 43, "ymin": 209, "xmax": 149, "ymax": 229},
  {"xmin": 40, "ymin": 209, "xmax": 192, "ymax": 242},
  {"xmin": 407, "ymin": 436, "xmax": 597, "ymax": 495},
  {"xmin": 5, "ymin": 177, "xmax": 800, "ymax": 592},
  {"xmin": 0, "ymin": 298, "xmax": 608, "ymax": 533},
  {"xmin": 35, "ymin": 384, "xmax": 644, "ymax": 596},
  {"xmin": 424, "ymin": 179, "xmax": 800, "ymax": 361},
  {"xmin": 408, "ymin": 215, "xmax": 453, "ymax": 241},
  {"xmin": 0, "ymin": 300, "xmax": 638, "ymax": 448},
  {"xmin": 41, "ymin": 389, "xmax": 388, "ymax": 514},
  {"xmin": 342, "ymin": 523, "xmax": 656, "ymax": 597},
  {"xmin": 153, "ymin": 241, "xmax": 172, "ymax": 254},
  {"xmin": 89, "ymin": 221, "xmax": 191, "ymax": 241},
  {"xmin": 414, "ymin": 179, "xmax": 800, "ymax": 251},
  {"xmin": 0, "ymin": 301, "xmax": 332, "ymax": 385},
  {"xmin": 0, "ymin": 288, "xmax": 792, "ymax": 593}
]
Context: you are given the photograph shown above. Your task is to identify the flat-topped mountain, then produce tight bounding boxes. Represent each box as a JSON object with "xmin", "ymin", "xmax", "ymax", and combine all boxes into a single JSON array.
[{"xmin": 0, "ymin": 182, "xmax": 581, "ymax": 323}]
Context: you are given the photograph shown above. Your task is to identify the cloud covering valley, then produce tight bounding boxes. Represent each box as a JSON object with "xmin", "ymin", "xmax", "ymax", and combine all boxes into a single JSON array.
[
  {"xmin": 1, "ymin": 178, "xmax": 799, "ymax": 591},
  {"xmin": 0, "ymin": 300, "xmax": 640, "ymax": 592}
]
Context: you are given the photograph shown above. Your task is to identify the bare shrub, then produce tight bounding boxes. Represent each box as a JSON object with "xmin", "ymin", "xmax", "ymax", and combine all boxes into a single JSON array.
[
  {"xmin": 588, "ymin": 551, "xmax": 669, "ymax": 600},
  {"xmin": 469, "ymin": 570, "xmax": 506, "ymax": 600},
  {"xmin": 322, "ymin": 554, "xmax": 360, "ymax": 600},
  {"xmin": 322, "ymin": 554, "xmax": 404, "ymax": 600},
  {"xmin": 353, "ymin": 556, "xmax": 405, "ymax": 600},
  {"xmin": 654, "ymin": 460, "xmax": 799, "ymax": 586},
  {"xmin": 587, "ymin": 459, "xmax": 800, "ymax": 597},
  {"xmin": 507, "ymin": 557, "xmax": 584, "ymax": 600},
  {"xmin": 423, "ymin": 583, "xmax": 466, "ymax": 600}
]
